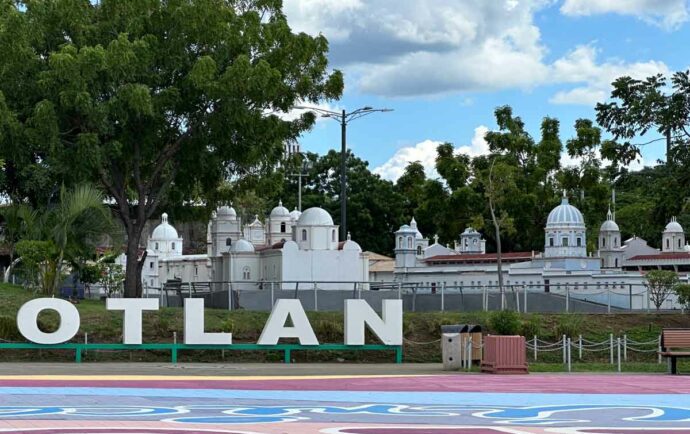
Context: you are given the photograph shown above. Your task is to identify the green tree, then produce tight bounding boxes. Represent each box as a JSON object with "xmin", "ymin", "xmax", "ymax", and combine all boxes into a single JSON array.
[
  {"xmin": 645, "ymin": 270, "xmax": 679, "ymax": 310},
  {"xmin": 0, "ymin": 0, "xmax": 343, "ymax": 297},
  {"xmin": 13, "ymin": 184, "xmax": 117, "ymax": 294},
  {"xmin": 596, "ymin": 71, "xmax": 690, "ymax": 166},
  {"xmin": 674, "ymin": 283, "xmax": 690, "ymax": 311}
]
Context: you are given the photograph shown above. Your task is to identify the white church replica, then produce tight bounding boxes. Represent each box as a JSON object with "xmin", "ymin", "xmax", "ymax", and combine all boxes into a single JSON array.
[
  {"xmin": 392, "ymin": 191, "xmax": 690, "ymax": 308},
  {"xmin": 126, "ymin": 202, "xmax": 369, "ymax": 292}
]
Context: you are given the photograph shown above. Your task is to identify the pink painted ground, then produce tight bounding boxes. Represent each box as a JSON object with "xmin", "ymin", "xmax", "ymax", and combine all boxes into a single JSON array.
[{"xmin": 1, "ymin": 374, "xmax": 689, "ymax": 394}]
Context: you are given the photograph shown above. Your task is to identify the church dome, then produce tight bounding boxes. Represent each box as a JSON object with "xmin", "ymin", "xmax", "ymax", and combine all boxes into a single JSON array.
[
  {"xmin": 151, "ymin": 213, "xmax": 179, "ymax": 240},
  {"xmin": 297, "ymin": 207, "xmax": 334, "ymax": 226},
  {"xmin": 665, "ymin": 217, "xmax": 683, "ymax": 233},
  {"xmin": 289, "ymin": 207, "xmax": 302, "ymax": 220},
  {"xmin": 600, "ymin": 220, "xmax": 619, "ymax": 232},
  {"xmin": 547, "ymin": 196, "xmax": 585, "ymax": 226},
  {"xmin": 232, "ymin": 239, "xmax": 255, "ymax": 253},
  {"xmin": 600, "ymin": 208, "xmax": 619, "ymax": 232},
  {"xmin": 270, "ymin": 200, "xmax": 290, "ymax": 218},
  {"xmin": 410, "ymin": 217, "xmax": 423, "ymax": 239},
  {"xmin": 217, "ymin": 205, "xmax": 236, "ymax": 218}
]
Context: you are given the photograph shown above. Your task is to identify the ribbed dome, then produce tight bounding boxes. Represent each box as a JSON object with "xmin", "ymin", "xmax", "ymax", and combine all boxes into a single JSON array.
[
  {"xmin": 297, "ymin": 207, "xmax": 334, "ymax": 226},
  {"xmin": 270, "ymin": 200, "xmax": 290, "ymax": 217},
  {"xmin": 600, "ymin": 220, "xmax": 619, "ymax": 231},
  {"xmin": 217, "ymin": 205, "xmax": 236, "ymax": 218},
  {"xmin": 665, "ymin": 217, "xmax": 683, "ymax": 233},
  {"xmin": 600, "ymin": 208, "xmax": 618, "ymax": 232},
  {"xmin": 547, "ymin": 197, "xmax": 585, "ymax": 226},
  {"xmin": 232, "ymin": 239, "xmax": 255, "ymax": 253},
  {"xmin": 289, "ymin": 207, "xmax": 302, "ymax": 220},
  {"xmin": 151, "ymin": 213, "xmax": 179, "ymax": 240}
]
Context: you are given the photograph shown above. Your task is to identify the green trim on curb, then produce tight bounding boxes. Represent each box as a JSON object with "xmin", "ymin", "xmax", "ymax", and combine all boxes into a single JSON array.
[{"xmin": 0, "ymin": 342, "xmax": 403, "ymax": 364}]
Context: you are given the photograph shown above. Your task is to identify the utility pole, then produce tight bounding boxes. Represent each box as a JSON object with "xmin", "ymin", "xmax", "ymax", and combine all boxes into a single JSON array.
[{"xmin": 294, "ymin": 105, "xmax": 393, "ymax": 240}]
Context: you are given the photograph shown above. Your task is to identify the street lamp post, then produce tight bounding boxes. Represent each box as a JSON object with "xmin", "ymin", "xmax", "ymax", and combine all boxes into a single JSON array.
[{"xmin": 295, "ymin": 105, "xmax": 393, "ymax": 240}]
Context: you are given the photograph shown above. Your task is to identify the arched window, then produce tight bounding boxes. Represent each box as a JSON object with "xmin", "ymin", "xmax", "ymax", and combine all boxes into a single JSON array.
[
  {"xmin": 302, "ymin": 229, "xmax": 308, "ymax": 241},
  {"xmin": 172, "ymin": 242, "xmax": 176, "ymax": 250},
  {"xmin": 155, "ymin": 242, "xmax": 159, "ymax": 250},
  {"xmin": 416, "ymin": 246, "xmax": 422, "ymax": 255},
  {"xmin": 473, "ymin": 239, "xmax": 477, "ymax": 245},
  {"xmin": 615, "ymin": 258, "xmax": 618, "ymax": 267},
  {"xmin": 562, "ymin": 237, "xmax": 569, "ymax": 247},
  {"xmin": 602, "ymin": 237, "xmax": 606, "ymax": 247},
  {"xmin": 407, "ymin": 237, "xmax": 413, "ymax": 248},
  {"xmin": 576, "ymin": 237, "xmax": 582, "ymax": 247},
  {"xmin": 242, "ymin": 266, "xmax": 251, "ymax": 280},
  {"xmin": 398, "ymin": 237, "xmax": 403, "ymax": 248},
  {"xmin": 280, "ymin": 222, "xmax": 286, "ymax": 233},
  {"xmin": 667, "ymin": 238, "xmax": 670, "ymax": 249},
  {"xmin": 226, "ymin": 238, "xmax": 232, "ymax": 246},
  {"xmin": 549, "ymin": 237, "xmax": 554, "ymax": 247},
  {"xmin": 332, "ymin": 230, "xmax": 336, "ymax": 242}
]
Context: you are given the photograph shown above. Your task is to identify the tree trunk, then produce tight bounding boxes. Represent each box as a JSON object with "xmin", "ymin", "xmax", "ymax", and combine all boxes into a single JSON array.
[
  {"xmin": 124, "ymin": 231, "xmax": 142, "ymax": 298},
  {"xmin": 135, "ymin": 249, "xmax": 147, "ymax": 298},
  {"xmin": 490, "ymin": 200, "xmax": 505, "ymax": 310}
]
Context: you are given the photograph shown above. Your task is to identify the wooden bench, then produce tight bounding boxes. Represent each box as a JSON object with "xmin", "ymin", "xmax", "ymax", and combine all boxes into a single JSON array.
[{"xmin": 659, "ymin": 329, "xmax": 690, "ymax": 374}]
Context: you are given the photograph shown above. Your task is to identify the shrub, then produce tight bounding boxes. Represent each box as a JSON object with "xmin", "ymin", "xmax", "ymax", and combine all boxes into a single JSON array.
[
  {"xmin": 520, "ymin": 314, "xmax": 543, "ymax": 337},
  {"xmin": 489, "ymin": 310, "xmax": 521, "ymax": 335},
  {"xmin": 0, "ymin": 315, "xmax": 20, "ymax": 341},
  {"xmin": 555, "ymin": 315, "xmax": 583, "ymax": 338},
  {"xmin": 674, "ymin": 284, "xmax": 690, "ymax": 310}
]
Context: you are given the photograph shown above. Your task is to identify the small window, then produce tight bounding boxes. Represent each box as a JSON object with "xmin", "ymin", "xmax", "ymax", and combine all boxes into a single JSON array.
[
  {"xmin": 407, "ymin": 237, "xmax": 413, "ymax": 248},
  {"xmin": 473, "ymin": 239, "xmax": 477, "ymax": 245},
  {"xmin": 172, "ymin": 242, "xmax": 176, "ymax": 250},
  {"xmin": 242, "ymin": 266, "xmax": 251, "ymax": 280},
  {"xmin": 150, "ymin": 279, "xmax": 153, "ymax": 286},
  {"xmin": 194, "ymin": 266, "xmax": 198, "ymax": 276},
  {"xmin": 280, "ymin": 222, "xmax": 286, "ymax": 233},
  {"xmin": 226, "ymin": 237, "xmax": 232, "ymax": 246},
  {"xmin": 562, "ymin": 237, "xmax": 569, "ymax": 247},
  {"xmin": 332, "ymin": 229, "xmax": 336, "ymax": 242},
  {"xmin": 549, "ymin": 238, "xmax": 554, "ymax": 247},
  {"xmin": 576, "ymin": 238, "xmax": 582, "ymax": 247},
  {"xmin": 416, "ymin": 246, "xmax": 422, "ymax": 255},
  {"xmin": 155, "ymin": 242, "xmax": 159, "ymax": 250},
  {"xmin": 464, "ymin": 239, "xmax": 468, "ymax": 247},
  {"xmin": 398, "ymin": 237, "xmax": 403, "ymax": 248},
  {"xmin": 149, "ymin": 262, "xmax": 153, "ymax": 269},
  {"xmin": 614, "ymin": 237, "xmax": 618, "ymax": 247},
  {"xmin": 615, "ymin": 258, "xmax": 618, "ymax": 267},
  {"xmin": 667, "ymin": 239, "xmax": 670, "ymax": 249},
  {"xmin": 679, "ymin": 239, "xmax": 682, "ymax": 249},
  {"xmin": 602, "ymin": 237, "xmax": 606, "ymax": 247},
  {"xmin": 302, "ymin": 229, "xmax": 307, "ymax": 241}
]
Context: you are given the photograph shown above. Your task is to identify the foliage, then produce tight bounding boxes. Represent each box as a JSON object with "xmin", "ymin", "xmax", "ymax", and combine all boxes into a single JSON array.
[
  {"xmin": 0, "ymin": 315, "xmax": 20, "ymax": 341},
  {"xmin": 489, "ymin": 310, "xmax": 521, "ymax": 335},
  {"xmin": 0, "ymin": 0, "xmax": 343, "ymax": 297},
  {"xmin": 555, "ymin": 315, "xmax": 584, "ymax": 338},
  {"xmin": 674, "ymin": 284, "xmax": 690, "ymax": 310},
  {"xmin": 520, "ymin": 314, "xmax": 543, "ymax": 338},
  {"xmin": 645, "ymin": 270, "xmax": 679, "ymax": 310},
  {"xmin": 15, "ymin": 240, "xmax": 58, "ymax": 293}
]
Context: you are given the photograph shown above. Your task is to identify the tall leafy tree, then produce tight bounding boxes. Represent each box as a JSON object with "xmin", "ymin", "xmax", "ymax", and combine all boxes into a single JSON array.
[{"xmin": 0, "ymin": 0, "xmax": 343, "ymax": 296}]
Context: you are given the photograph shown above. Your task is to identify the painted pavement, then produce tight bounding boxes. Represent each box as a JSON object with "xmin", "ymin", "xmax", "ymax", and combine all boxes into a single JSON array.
[{"xmin": 0, "ymin": 373, "xmax": 688, "ymax": 433}]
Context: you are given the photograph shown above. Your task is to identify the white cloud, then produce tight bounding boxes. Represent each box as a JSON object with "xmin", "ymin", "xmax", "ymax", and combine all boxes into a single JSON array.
[
  {"xmin": 548, "ymin": 45, "xmax": 671, "ymax": 105},
  {"xmin": 283, "ymin": 0, "xmax": 673, "ymax": 102},
  {"xmin": 373, "ymin": 126, "xmax": 489, "ymax": 181},
  {"xmin": 561, "ymin": 0, "xmax": 689, "ymax": 29}
]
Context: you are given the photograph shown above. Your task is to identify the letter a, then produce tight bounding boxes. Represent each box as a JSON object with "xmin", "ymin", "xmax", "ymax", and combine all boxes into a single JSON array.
[{"xmin": 258, "ymin": 299, "xmax": 318, "ymax": 345}]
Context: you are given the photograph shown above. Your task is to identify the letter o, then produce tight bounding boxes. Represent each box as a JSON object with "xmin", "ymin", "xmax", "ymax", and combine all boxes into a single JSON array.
[{"xmin": 17, "ymin": 298, "xmax": 80, "ymax": 344}]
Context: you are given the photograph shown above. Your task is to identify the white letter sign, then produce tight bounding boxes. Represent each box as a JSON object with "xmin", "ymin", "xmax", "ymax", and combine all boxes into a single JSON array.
[
  {"xmin": 258, "ymin": 299, "xmax": 318, "ymax": 345},
  {"xmin": 344, "ymin": 299, "xmax": 402, "ymax": 345},
  {"xmin": 184, "ymin": 298, "xmax": 232, "ymax": 345},
  {"xmin": 17, "ymin": 298, "xmax": 80, "ymax": 344},
  {"xmin": 106, "ymin": 298, "xmax": 159, "ymax": 344}
]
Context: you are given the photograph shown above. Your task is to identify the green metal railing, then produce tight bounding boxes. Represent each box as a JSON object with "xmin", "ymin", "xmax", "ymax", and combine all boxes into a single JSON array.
[{"xmin": 0, "ymin": 342, "xmax": 403, "ymax": 364}]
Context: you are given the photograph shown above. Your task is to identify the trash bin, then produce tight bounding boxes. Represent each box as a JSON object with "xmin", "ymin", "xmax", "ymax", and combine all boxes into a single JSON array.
[
  {"xmin": 480, "ymin": 335, "xmax": 528, "ymax": 374},
  {"xmin": 441, "ymin": 333, "xmax": 463, "ymax": 370}
]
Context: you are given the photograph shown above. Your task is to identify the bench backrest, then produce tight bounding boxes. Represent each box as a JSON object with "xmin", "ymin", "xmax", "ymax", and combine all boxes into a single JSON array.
[{"xmin": 661, "ymin": 329, "xmax": 690, "ymax": 350}]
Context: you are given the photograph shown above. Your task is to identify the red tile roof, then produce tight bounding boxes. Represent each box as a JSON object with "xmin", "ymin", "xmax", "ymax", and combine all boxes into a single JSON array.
[
  {"xmin": 425, "ymin": 251, "xmax": 533, "ymax": 264},
  {"xmin": 255, "ymin": 240, "xmax": 286, "ymax": 252},
  {"xmin": 628, "ymin": 252, "xmax": 690, "ymax": 261}
]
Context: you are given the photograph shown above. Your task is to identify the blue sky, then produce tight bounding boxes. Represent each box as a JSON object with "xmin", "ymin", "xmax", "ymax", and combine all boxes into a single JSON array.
[{"xmin": 282, "ymin": 0, "xmax": 690, "ymax": 180}]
